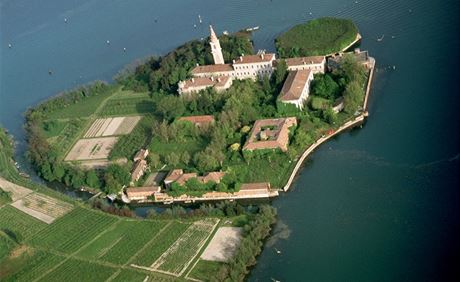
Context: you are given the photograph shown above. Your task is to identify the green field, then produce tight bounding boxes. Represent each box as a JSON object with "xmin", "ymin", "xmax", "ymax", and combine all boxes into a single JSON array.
[
  {"xmin": 0, "ymin": 206, "xmax": 47, "ymax": 241},
  {"xmin": 45, "ymin": 90, "xmax": 114, "ymax": 120},
  {"xmin": 276, "ymin": 17, "xmax": 359, "ymax": 57},
  {"xmin": 1, "ymin": 251, "xmax": 63, "ymax": 282},
  {"xmin": 28, "ymin": 207, "xmax": 118, "ymax": 253},
  {"xmin": 98, "ymin": 97, "xmax": 155, "ymax": 116},
  {"xmin": 37, "ymin": 258, "xmax": 116, "ymax": 282},
  {"xmin": 188, "ymin": 259, "xmax": 223, "ymax": 282}
]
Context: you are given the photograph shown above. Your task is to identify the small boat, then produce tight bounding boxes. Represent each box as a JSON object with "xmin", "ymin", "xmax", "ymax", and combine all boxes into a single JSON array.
[
  {"xmin": 274, "ymin": 247, "xmax": 281, "ymax": 254},
  {"xmin": 64, "ymin": 18, "xmax": 68, "ymax": 23},
  {"xmin": 223, "ymin": 30, "xmax": 229, "ymax": 35},
  {"xmin": 271, "ymin": 278, "xmax": 280, "ymax": 282},
  {"xmin": 246, "ymin": 26, "xmax": 260, "ymax": 32},
  {"xmin": 8, "ymin": 43, "xmax": 12, "ymax": 48},
  {"xmin": 377, "ymin": 34, "xmax": 384, "ymax": 41},
  {"xmin": 198, "ymin": 14, "xmax": 202, "ymax": 24},
  {"xmin": 123, "ymin": 47, "xmax": 126, "ymax": 52},
  {"xmin": 193, "ymin": 24, "xmax": 197, "ymax": 28},
  {"xmin": 392, "ymin": 65, "xmax": 396, "ymax": 70},
  {"xmin": 106, "ymin": 40, "xmax": 110, "ymax": 44}
]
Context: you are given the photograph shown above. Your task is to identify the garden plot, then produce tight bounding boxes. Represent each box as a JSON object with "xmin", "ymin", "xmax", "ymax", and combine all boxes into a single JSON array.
[
  {"xmin": 65, "ymin": 137, "xmax": 118, "ymax": 161},
  {"xmin": 83, "ymin": 116, "xmax": 140, "ymax": 138},
  {"xmin": 147, "ymin": 218, "xmax": 219, "ymax": 276},
  {"xmin": 200, "ymin": 227, "xmax": 242, "ymax": 262},
  {"xmin": 11, "ymin": 193, "xmax": 73, "ymax": 224},
  {"xmin": 0, "ymin": 176, "xmax": 33, "ymax": 201}
]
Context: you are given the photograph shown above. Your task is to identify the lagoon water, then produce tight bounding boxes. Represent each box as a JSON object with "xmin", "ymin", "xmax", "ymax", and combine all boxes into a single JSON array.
[{"xmin": 1, "ymin": 0, "xmax": 459, "ymax": 280}]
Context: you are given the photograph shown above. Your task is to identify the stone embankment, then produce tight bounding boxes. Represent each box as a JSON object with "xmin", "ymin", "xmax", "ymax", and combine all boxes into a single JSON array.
[{"xmin": 283, "ymin": 57, "xmax": 375, "ymax": 192}]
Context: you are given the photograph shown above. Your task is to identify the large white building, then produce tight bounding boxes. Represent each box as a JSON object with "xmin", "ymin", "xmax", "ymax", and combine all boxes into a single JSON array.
[
  {"xmin": 178, "ymin": 26, "xmax": 276, "ymax": 94},
  {"xmin": 277, "ymin": 69, "xmax": 314, "ymax": 109},
  {"xmin": 284, "ymin": 56, "xmax": 326, "ymax": 74}
]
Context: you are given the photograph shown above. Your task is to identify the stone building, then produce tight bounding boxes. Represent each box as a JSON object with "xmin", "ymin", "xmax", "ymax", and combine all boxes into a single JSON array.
[{"xmin": 278, "ymin": 69, "xmax": 314, "ymax": 109}]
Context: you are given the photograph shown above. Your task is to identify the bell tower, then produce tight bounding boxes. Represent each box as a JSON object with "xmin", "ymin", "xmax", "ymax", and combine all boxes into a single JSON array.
[{"xmin": 209, "ymin": 25, "xmax": 225, "ymax": 65}]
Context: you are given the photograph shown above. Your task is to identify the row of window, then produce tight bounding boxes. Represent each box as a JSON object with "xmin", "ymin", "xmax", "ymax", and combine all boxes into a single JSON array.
[{"xmin": 234, "ymin": 63, "xmax": 272, "ymax": 70}]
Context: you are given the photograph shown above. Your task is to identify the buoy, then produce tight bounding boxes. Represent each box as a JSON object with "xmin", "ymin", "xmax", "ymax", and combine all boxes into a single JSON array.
[
  {"xmin": 8, "ymin": 43, "xmax": 12, "ymax": 48},
  {"xmin": 392, "ymin": 65, "xmax": 396, "ymax": 70},
  {"xmin": 106, "ymin": 40, "xmax": 110, "ymax": 45},
  {"xmin": 193, "ymin": 24, "xmax": 197, "ymax": 28},
  {"xmin": 64, "ymin": 18, "xmax": 68, "ymax": 23},
  {"xmin": 123, "ymin": 47, "xmax": 126, "ymax": 52},
  {"xmin": 48, "ymin": 70, "xmax": 53, "ymax": 75}
]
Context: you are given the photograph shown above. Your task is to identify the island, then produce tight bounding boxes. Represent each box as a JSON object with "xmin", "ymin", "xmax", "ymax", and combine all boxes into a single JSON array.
[{"xmin": 1, "ymin": 17, "xmax": 375, "ymax": 281}]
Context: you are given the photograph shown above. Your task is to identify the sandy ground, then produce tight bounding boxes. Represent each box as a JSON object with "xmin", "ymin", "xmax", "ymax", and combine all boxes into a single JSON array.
[
  {"xmin": 0, "ymin": 176, "xmax": 33, "ymax": 201},
  {"xmin": 11, "ymin": 200, "xmax": 56, "ymax": 224},
  {"xmin": 200, "ymin": 227, "xmax": 242, "ymax": 262},
  {"xmin": 103, "ymin": 117, "xmax": 124, "ymax": 136},
  {"xmin": 65, "ymin": 137, "xmax": 118, "ymax": 161}
]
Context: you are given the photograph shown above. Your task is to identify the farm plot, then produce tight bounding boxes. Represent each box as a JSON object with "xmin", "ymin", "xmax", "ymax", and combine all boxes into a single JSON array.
[
  {"xmin": 200, "ymin": 227, "xmax": 242, "ymax": 262},
  {"xmin": 149, "ymin": 219, "xmax": 219, "ymax": 276},
  {"xmin": 0, "ymin": 176, "xmax": 33, "ymax": 201},
  {"xmin": 110, "ymin": 269, "xmax": 178, "ymax": 282},
  {"xmin": 2, "ymin": 250, "xmax": 64, "ymax": 282},
  {"xmin": 84, "ymin": 116, "xmax": 141, "ymax": 138},
  {"xmin": 10, "ymin": 193, "xmax": 73, "ymax": 224},
  {"xmin": 76, "ymin": 219, "xmax": 166, "ymax": 264},
  {"xmin": 131, "ymin": 222, "xmax": 190, "ymax": 267},
  {"xmin": 36, "ymin": 257, "xmax": 116, "ymax": 282},
  {"xmin": 64, "ymin": 136, "xmax": 118, "ymax": 161},
  {"xmin": 99, "ymin": 97, "xmax": 155, "ymax": 116},
  {"xmin": 28, "ymin": 207, "xmax": 118, "ymax": 253},
  {"xmin": 0, "ymin": 205, "xmax": 47, "ymax": 240}
]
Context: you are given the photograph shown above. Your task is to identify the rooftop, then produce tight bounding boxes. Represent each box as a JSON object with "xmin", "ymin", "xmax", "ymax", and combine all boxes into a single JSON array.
[
  {"xmin": 233, "ymin": 53, "xmax": 275, "ymax": 65},
  {"xmin": 191, "ymin": 64, "xmax": 234, "ymax": 75},
  {"xmin": 180, "ymin": 76, "xmax": 232, "ymax": 92},
  {"xmin": 278, "ymin": 69, "xmax": 312, "ymax": 101},
  {"xmin": 284, "ymin": 56, "xmax": 325, "ymax": 67}
]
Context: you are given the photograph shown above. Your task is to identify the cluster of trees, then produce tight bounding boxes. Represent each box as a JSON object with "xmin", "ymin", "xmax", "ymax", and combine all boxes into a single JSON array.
[
  {"xmin": 275, "ymin": 17, "xmax": 359, "ymax": 57},
  {"xmin": 0, "ymin": 188, "xmax": 12, "ymax": 205},
  {"xmin": 118, "ymin": 32, "xmax": 253, "ymax": 94},
  {"xmin": 212, "ymin": 205, "xmax": 277, "ymax": 281},
  {"xmin": 168, "ymin": 172, "xmax": 241, "ymax": 197}
]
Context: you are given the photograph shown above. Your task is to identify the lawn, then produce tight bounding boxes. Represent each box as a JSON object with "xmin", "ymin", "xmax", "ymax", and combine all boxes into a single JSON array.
[
  {"xmin": 276, "ymin": 17, "xmax": 359, "ymax": 57},
  {"xmin": 98, "ymin": 97, "xmax": 156, "ymax": 116}
]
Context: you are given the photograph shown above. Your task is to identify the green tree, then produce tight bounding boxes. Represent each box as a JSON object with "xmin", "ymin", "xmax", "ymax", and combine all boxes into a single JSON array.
[
  {"xmin": 322, "ymin": 107, "xmax": 338, "ymax": 124},
  {"xmin": 147, "ymin": 153, "xmax": 161, "ymax": 168},
  {"xmin": 156, "ymin": 96, "xmax": 185, "ymax": 121},
  {"xmin": 272, "ymin": 59, "xmax": 288, "ymax": 86},
  {"xmin": 311, "ymin": 74, "xmax": 340, "ymax": 100},
  {"xmin": 194, "ymin": 151, "xmax": 219, "ymax": 171},
  {"xmin": 85, "ymin": 170, "xmax": 101, "ymax": 188},
  {"xmin": 343, "ymin": 80, "xmax": 364, "ymax": 114},
  {"xmin": 181, "ymin": 151, "xmax": 191, "ymax": 165},
  {"xmin": 165, "ymin": 152, "xmax": 180, "ymax": 167}
]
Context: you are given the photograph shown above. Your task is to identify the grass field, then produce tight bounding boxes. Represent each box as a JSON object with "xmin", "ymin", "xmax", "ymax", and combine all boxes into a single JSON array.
[
  {"xmin": 38, "ymin": 257, "xmax": 116, "ymax": 282},
  {"xmin": 187, "ymin": 259, "xmax": 223, "ymax": 282},
  {"xmin": 47, "ymin": 118, "xmax": 88, "ymax": 157},
  {"xmin": 98, "ymin": 97, "xmax": 156, "ymax": 116},
  {"xmin": 276, "ymin": 17, "xmax": 359, "ymax": 57}
]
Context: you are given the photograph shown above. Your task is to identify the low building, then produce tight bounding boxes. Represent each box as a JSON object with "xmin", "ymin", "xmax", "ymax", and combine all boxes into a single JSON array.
[
  {"xmin": 133, "ymin": 149, "xmax": 149, "ymax": 162},
  {"xmin": 236, "ymin": 182, "xmax": 271, "ymax": 196},
  {"xmin": 332, "ymin": 97, "xmax": 345, "ymax": 113},
  {"xmin": 243, "ymin": 117, "xmax": 297, "ymax": 152},
  {"xmin": 284, "ymin": 56, "xmax": 326, "ymax": 73},
  {"xmin": 191, "ymin": 64, "xmax": 235, "ymax": 78},
  {"xmin": 327, "ymin": 48, "xmax": 372, "ymax": 71},
  {"xmin": 178, "ymin": 76, "xmax": 233, "ymax": 95},
  {"xmin": 164, "ymin": 169, "xmax": 225, "ymax": 188},
  {"xmin": 278, "ymin": 69, "xmax": 314, "ymax": 109},
  {"xmin": 125, "ymin": 186, "xmax": 161, "ymax": 201},
  {"xmin": 178, "ymin": 115, "xmax": 215, "ymax": 127},
  {"xmin": 131, "ymin": 159, "xmax": 147, "ymax": 182}
]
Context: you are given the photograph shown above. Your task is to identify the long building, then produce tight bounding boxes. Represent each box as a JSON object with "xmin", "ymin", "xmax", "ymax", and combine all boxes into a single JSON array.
[{"xmin": 278, "ymin": 69, "xmax": 314, "ymax": 109}]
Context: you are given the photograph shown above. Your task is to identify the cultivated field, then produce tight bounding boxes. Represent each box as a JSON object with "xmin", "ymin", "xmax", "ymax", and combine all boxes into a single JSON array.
[
  {"xmin": 142, "ymin": 219, "xmax": 219, "ymax": 276},
  {"xmin": 200, "ymin": 227, "xmax": 242, "ymax": 262},
  {"xmin": 83, "ymin": 116, "xmax": 141, "ymax": 138},
  {"xmin": 64, "ymin": 136, "xmax": 118, "ymax": 161},
  {"xmin": 0, "ymin": 205, "xmax": 47, "ymax": 239},
  {"xmin": 11, "ymin": 193, "xmax": 73, "ymax": 224},
  {"xmin": 0, "ymin": 176, "xmax": 33, "ymax": 201}
]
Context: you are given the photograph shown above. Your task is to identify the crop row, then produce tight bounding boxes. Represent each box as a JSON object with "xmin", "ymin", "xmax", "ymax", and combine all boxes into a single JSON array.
[
  {"xmin": 0, "ymin": 205, "xmax": 47, "ymax": 240},
  {"xmin": 155, "ymin": 221, "xmax": 216, "ymax": 274},
  {"xmin": 28, "ymin": 207, "xmax": 118, "ymax": 253},
  {"xmin": 132, "ymin": 222, "xmax": 190, "ymax": 267},
  {"xmin": 51, "ymin": 119, "xmax": 87, "ymax": 156},
  {"xmin": 98, "ymin": 98, "xmax": 155, "ymax": 116},
  {"xmin": 37, "ymin": 257, "xmax": 116, "ymax": 282},
  {"xmin": 3, "ymin": 250, "xmax": 63, "ymax": 282}
]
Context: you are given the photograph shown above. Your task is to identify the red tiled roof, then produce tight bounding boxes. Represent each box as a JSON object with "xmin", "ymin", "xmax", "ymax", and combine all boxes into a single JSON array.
[
  {"xmin": 178, "ymin": 115, "xmax": 215, "ymax": 124},
  {"xmin": 243, "ymin": 117, "xmax": 297, "ymax": 152},
  {"xmin": 278, "ymin": 69, "xmax": 312, "ymax": 101},
  {"xmin": 284, "ymin": 56, "xmax": 325, "ymax": 67},
  {"xmin": 233, "ymin": 53, "xmax": 275, "ymax": 65},
  {"xmin": 191, "ymin": 64, "xmax": 234, "ymax": 75}
]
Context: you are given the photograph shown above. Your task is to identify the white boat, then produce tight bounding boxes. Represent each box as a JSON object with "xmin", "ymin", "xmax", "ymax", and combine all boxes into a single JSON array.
[
  {"xmin": 377, "ymin": 34, "xmax": 384, "ymax": 42},
  {"xmin": 246, "ymin": 26, "xmax": 260, "ymax": 32},
  {"xmin": 198, "ymin": 14, "xmax": 202, "ymax": 23},
  {"xmin": 223, "ymin": 30, "xmax": 229, "ymax": 35}
]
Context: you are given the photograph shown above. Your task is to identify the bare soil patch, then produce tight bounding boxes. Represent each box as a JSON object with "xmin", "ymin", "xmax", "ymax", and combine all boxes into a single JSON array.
[
  {"xmin": 83, "ymin": 116, "xmax": 140, "ymax": 138},
  {"xmin": 11, "ymin": 193, "xmax": 73, "ymax": 224},
  {"xmin": 65, "ymin": 137, "xmax": 118, "ymax": 161},
  {"xmin": 0, "ymin": 177, "xmax": 33, "ymax": 201},
  {"xmin": 200, "ymin": 227, "xmax": 242, "ymax": 262}
]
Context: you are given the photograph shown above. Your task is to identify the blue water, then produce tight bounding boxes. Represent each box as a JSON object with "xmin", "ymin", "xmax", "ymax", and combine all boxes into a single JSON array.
[{"xmin": 1, "ymin": 0, "xmax": 459, "ymax": 280}]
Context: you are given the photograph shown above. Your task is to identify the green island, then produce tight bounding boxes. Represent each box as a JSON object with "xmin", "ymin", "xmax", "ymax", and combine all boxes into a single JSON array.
[
  {"xmin": 276, "ymin": 17, "xmax": 360, "ymax": 57},
  {"xmin": 1, "ymin": 17, "xmax": 375, "ymax": 281}
]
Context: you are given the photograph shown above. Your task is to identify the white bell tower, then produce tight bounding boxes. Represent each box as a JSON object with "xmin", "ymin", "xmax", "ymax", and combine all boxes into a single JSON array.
[{"xmin": 209, "ymin": 25, "xmax": 225, "ymax": 65}]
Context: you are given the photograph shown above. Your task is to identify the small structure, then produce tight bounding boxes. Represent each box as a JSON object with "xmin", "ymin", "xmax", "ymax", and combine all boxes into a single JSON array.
[
  {"xmin": 236, "ymin": 182, "xmax": 272, "ymax": 196},
  {"xmin": 283, "ymin": 56, "xmax": 326, "ymax": 73},
  {"xmin": 125, "ymin": 186, "xmax": 161, "ymax": 201},
  {"xmin": 243, "ymin": 117, "xmax": 297, "ymax": 152},
  {"xmin": 278, "ymin": 69, "xmax": 314, "ymax": 109},
  {"xmin": 164, "ymin": 169, "xmax": 225, "ymax": 188},
  {"xmin": 178, "ymin": 115, "xmax": 215, "ymax": 127},
  {"xmin": 131, "ymin": 159, "xmax": 147, "ymax": 182},
  {"xmin": 327, "ymin": 48, "xmax": 372, "ymax": 71},
  {"xmin": 178, "ymin": 76, "xmax": 233, "ymax": 95},
  {"xmin": 133, "ymin": 149, "xmax": 149, "ymax": 162},
  {"xmin": 332, "ymin": 97, "xmax": 345, "ymax": 113}
]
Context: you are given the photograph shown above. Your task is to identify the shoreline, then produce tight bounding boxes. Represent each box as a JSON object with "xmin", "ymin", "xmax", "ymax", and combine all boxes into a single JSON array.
[{"xmin": 283, "ymin": 56, "xmax": 375, "ymax": 192}]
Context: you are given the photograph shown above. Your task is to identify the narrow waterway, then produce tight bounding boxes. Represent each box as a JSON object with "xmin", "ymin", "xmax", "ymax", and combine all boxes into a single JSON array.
[{"xmin": 1, "ymin": 0, "xmax": 459, "ymax": 280}]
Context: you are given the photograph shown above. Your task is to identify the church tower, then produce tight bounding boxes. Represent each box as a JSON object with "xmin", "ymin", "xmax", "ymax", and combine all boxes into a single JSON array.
[{"xmin": 209, "ymin": 25, "xmax": 225, "ymax": 65}]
